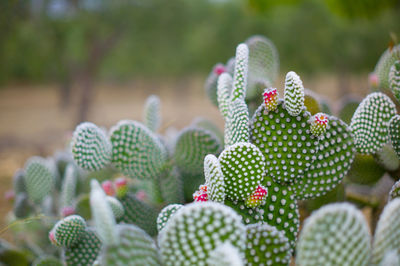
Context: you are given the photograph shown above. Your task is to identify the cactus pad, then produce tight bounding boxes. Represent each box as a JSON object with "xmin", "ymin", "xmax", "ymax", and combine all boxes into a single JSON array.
[
  {"xmin": 296, "ymin": 203, "xmax": 371, "ymax": 266},
  {"xmin": 206, "ymin": 63, "xmax": 228, "ymax": 106},
  {"xmin": 110, "ymin": 120, "xmax": 167, "ymax": 179},
  {"xmin": 245, "ymin": 223, "xmax": 291, "ymax": 266},
  {"xmin": 389, "ymin": 115, "xmax": 400, "ymax": 158},
  {"xmin": 204, "ymin": 154, "xmax": 225, "ymax": 203},
  {"xmin": 159, "ymin": 202, "xmax": 246, "ymax": 266},
  {"xmin": 262, "ymin": 177, "xmax": 299, "ymax": 250},
  {"xmin": 284, "ymin": 71, "xmax": 305, "ymax": 117},
  {"xmin": 156, "ymin": 204, "xmax": 183, "ymax": 232},
  {"xmin": 372, "ymin": 198, "xmax": 400, "ymax": 265},
  {"xmin": 224, "ymin": 198, "xmax": 264, "ymax": 225},
  {"xmin": 207, "ymin": 242, "xmax": 244, "ymax": 266},
  {"xmin": 374, "ymin": 44, "xmax": 400, "ymax": 90},
  {"xmin": 389, "ymin": 180, "xmax": 400, "ymax": 201},
  {"xmin": 52, "ymin": 215, "xmax": 86, "ymax": 247},
  {"xmin": 219, "ymin": 142, "xmax": 265, "ymax": 201},
  {"xmin": 350, "ymin": 92, "xmax": 396, "ymax": 154},
  {"xmin": 24, "ymin": 156, "xmax": 55, "ymax": 203},
  {"xmin": 231, "ymin": 43, "xmax": 249, "ymax": 102},
  {"xmin": 295, "ymin": 116, "xmax": 355, "ymax": 200},
  {"xmin": 389, "ymin": 60, "xmax": 400, "ymax": 101},
  {"xmin": 99, "ymin": 224, "xmax": 160, "ymax": 266},
  {"xmin": 143, "ymin": 95, "xmax": 161, "ymax": 132},
  {"xmin": 71, "ymin": 122, "xmax": 112, "ymax": 171},
  {"xmin": 60, "ymin": 164, "xmax": 77, "ymax": 214},
  {"xmin": 225, "ymin": 99, "xmax": 249, "ymax": 146},
  {"xmin": 106, "ymin": 196, "xmax": 124, "ymax": 219},
  {"xmin": 159, "ymin": 167, "xmax": 184, "ymax": 204},
  {"xmin": 217, "ymin": 73, "xmax": 233, "ymax": 120},
  {"xmin": 174, "ymin": 127, "xmax": 222, "ymax": 175},
  {"xmin": 250, "ymin": 102, "xmax": 318, "ymax": 184},
  {"xmin": 64, "ymin": 228, "xmax": 102, "ymax": 266}
]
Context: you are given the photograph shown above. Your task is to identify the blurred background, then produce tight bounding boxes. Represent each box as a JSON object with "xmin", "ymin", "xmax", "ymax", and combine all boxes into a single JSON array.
[{"xmin": 0, "ymin": 0, "xmax": 399, "ymax": 237}]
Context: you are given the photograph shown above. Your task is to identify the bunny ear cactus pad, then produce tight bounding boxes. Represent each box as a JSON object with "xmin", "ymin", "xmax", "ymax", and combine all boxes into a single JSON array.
[
  {"xmin": 143, "ymin": 95, "xmax": 161, "ymax": 132},
  {"xmin": 156, "ymin": 204, "xmax": 183, "ymax": 232},
  {"xmin": 295, "ymin": 116, "xmax": 355, "ymax": 200},
  {"xmin": 372, "ymin": 198, "xmax": 400, "ymax": 265},
  {"xmin": 250, "ymin": 102, "xmax": 319, "ymax": 184},
  {"xmin": 98, "ymin": 224, "xmax": 161, "ymax": 266},
  {"xmin": 225, "ymin": 99, "xmax": 249, "ymax": 146},
  {"xmin": 350, "ymin": 92, "xmax": 396, "ymax": 154},
  {"xmin": 207, "ymin": 242, "xmax": 244, "ymax": 266},
  {"xmin": 245, "ymin": 223, "xmax": 291, "ymax": 266},
  {"xmin": 52, "ymin": 215, "xmax": 86, "ymax": 247},
  {"xmin": 224, "ymin": 198, "xmax": 264, "ymax": 225},
  {"xmin": 374, "ymin": 44, "xmax": 400, "ymax": 90},
  {"xmin": 389, "ymin": 115, "xmax": 400, "ymax": 158},
  {"xmin": 284, "ymin": 71, "xmax": 305, "ymax": 117},
  {"xmin": 219, "ymin": 142, "xmax": 265, "ymax": 201},
  {"xmin": 204, "ymin": 154, "xmax": 225, "ymax": 203},
  {"xmin": 389, "ymin": 60, "xmax": 400, "ymax": 101},
  {"xmin": 174, "ymin": 127, "xmax": 222, "ymax": 175},
  {"xmin": 296, "ymin": 203, "xmax": 371, "ymax": 266},
  {"xmin": 110, "ymin": 120, "xmax": 167, "ymax": 179},
  {"xmin": 72, "ymin": 122, "xmax": 112, "ymax": 171},
  {"xmin": 24, "ymin": 156, "xmax": 55, "ymax": 204},
  {"xmin": 159, "ymin": 202, "xmax": 246, "ymax": 266},
  {"xmin": 205, "ymin": 63, "xmax": 228, "ymax": 106},
  {"xmin": 63, "ymin": 228, "xmax": 102, "ymax": 266},
  {"xmin": 262, "ymin": 176, "xmax": 299, "ymax": 250},
  {"xmin": 217, "ymin": 73, "xmax": 233, "ymax": 120},
  {"xmin": 231, "ymin": 43, "xmax": 249, "ymax": 102},
  {"xmin": 245, "ymin": 35, "xmax": 279, "ymax": 100}
]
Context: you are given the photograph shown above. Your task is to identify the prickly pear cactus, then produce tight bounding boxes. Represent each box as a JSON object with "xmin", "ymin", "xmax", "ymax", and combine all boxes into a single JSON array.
[
  {"xmin": 71, "ymin": 122, "xmax": 112, "ymax": 171},
  {"xmin": 109, "ymin": 120, "xmax": 167, "ymax": 179},
  {"xmin": 207, "ymin": 242, "xmax": 244, "ymax": 266},
  {"xmin": 245, "ymin": 223, "xmax": 291, "ymax": 266},
  {"xmin": 372, "ymin": 198, "xmax": 400, "ymax": 265},
  {"xmin": 389, "ymin": 115, "xmax": 400, "ymax": 158},
  {"xmin": 24, "ymin": 156, "xmax": 55, "ymax": 203},
  {"xmin": 173, "ymin": 126, "xmax": 222, "ymax": 175},
  {"xmin": 389, "ymin": 60, "xmax": 400, "ymax": 101},
  {"xmin": 98, "ymin": 224, "xmax": 161, "ymax": 266},
  {"xmin": 51, "ymin": 215, "xmax": 86, "ymax": 247},
  {"xmin": 296, "ymin": 203, "xmax": 371, "ymax": 266},
  {"xmin": 350, "ymin": 92, "xmax": 396, "ymax": 154},
  {"xmin": 204, "ymin": 154, "xmax": 225, "ymax": 203},
  {"xmin": 60, "ymin": 164, "xmax": 77, "ymax": 215},
  {"xmin": 284, "ymin": 71, "xmax": 305, "ymax": 117},
  {"xmin": 231, "ymin": 43, "xmax": 249, "ymax": 102},
  {"xmin": 159, "ymin": 202, "xmax": 246, "ymax": 266}
]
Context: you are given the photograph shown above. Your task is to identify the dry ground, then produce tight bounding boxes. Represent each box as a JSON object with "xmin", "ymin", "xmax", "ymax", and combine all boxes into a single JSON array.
[{"xmin": 0, "ymin": 74, "xmax": 369, "ymax": 241}]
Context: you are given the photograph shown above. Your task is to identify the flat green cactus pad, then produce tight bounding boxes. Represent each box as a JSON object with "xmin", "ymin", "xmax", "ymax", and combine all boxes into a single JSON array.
[
  {"xmin": 156, "ymin": 204, "xmax": 183, "ymax": 232},
  {"xmin": 224, "ymin": 198, "xmax": 264, "ymax": 225},
  {"xmin": 219, "ymin": 142, "xmax": 265, "ymax": 201},
  {"xmin": 174, "ymin": 127, "xmax": 222, "ymax": 175},
  {"xmin": 24, "ymin": 156, "xmax": 55, "ymax": 204},
  {"xmin": 110, "ymin": 120, "xmax": 167, "ymax": 179},
  {"xmin": 118, "ymin": 193, "xmax": 158, "ymax": 236},
  {"xmin": 295, "ymin": 116, "xmax": 355, "ymax": 199},
  {"xmin": 250, "ymin": 102, "xmax": 318, "ymax": 184},
  {"xmin": 296, "ymin": 203, "xmax": 371, "ymax": 266},
  {"xmin": 99, "ymin": 224, "xmax": 161, "ymax": 266},
  {"xmin": 389, "ymin": 115, "xmax": 400, "ymax": 159},
  {"xmin": 284, "ymin": 71, "xmax": 305, "ymax": 117},
  {"xmin": 245, "ymin": 35, "xmax": 279, "ymax": 100},
  {"xmin": 159, "ymin": 202, "xmax": 246, "ymax": 266},
  {"xmin": 262, "ymin": 176, "xmax": 299, "ymax": 251},
  {"xmin": 372, "ymin": 198, "xmax": 400, "ymax": 265},
  {"xmin": 53, "ymin": 215, "xmax": 86, "ymax": 247},
  {"xmin": 143, "ymin": 95, "xmax": 161, "ymax": 132},
  {"xmin": 63, "ymin": 228, "xmax": 102, "ymax": 266},
  {"xmin": 245, "ymin": 223, "xmax": 291, "ymax": 266},
  {"xmin": 231, "ymin": 43, "xmax": 248, "ymax": 102},
  {"xmin": 71, "ymin": 122, "xmax": 112, "ymax": 171},
  {"xmin": 204, "ymin": 154, "xmax": 225, "ymax": 203},
  {"xmin": 350, "ymin": 92, "xmax": 396, "ymax": 154},
  {"xmin": 225, "ymin": 99, "xmax": 249, "ymax": 146},
  {"xmin": 389, "ymin": 60, "xmax": 400, "ymax": 101},
  {"xmin": 374, "ymin": 44, "xmax": 400, "ymax": 90}
]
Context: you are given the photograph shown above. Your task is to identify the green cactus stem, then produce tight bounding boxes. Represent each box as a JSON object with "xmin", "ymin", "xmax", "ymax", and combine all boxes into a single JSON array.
[
  {"xmin": 284, "ymin": 71, "xmax": 305, "ymax": 117},
  {"xmin": 143, "ymin": 95, "xmax": 161, "ymax": 132}
]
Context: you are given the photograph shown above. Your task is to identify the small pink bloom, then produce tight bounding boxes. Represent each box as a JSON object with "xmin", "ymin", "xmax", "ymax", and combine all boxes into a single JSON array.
[{"xmin": 214, "ymin": 64, "xmax": 226, "ymax": 75}]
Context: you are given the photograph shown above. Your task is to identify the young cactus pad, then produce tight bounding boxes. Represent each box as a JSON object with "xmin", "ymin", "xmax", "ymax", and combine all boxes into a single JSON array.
[
  {"xmin": 250, "ymin": 101, "xmax": 319, "ymax": 184},
  {"xmin": 245, "ymin": 223, "xmax": 291, "ymax": 266},
  {"xmin": 207, "ymin": 242, "xmax": 244, "ymax": 266},
  {"xmin": 51, "ymin": 215, "xmax": 86, "ymax": 247},
  {"xmin": 109, "ymin": 120, "xmax": 167, "ymax": 179},
  {"xmin": 225, "ymin": 99, "xmax": 250, "ymax": 146},
  {"xmin": 231, "ymin": 43, "xmax": 249, "ymax": 102},
  {"xmin": 173, "ymin": 126, "xmax": 222, "ymax": 175},
  {"xmin": 156, "ymin": 204, "xmax": 183, "ymax": 232},
  {"xmin": 63, "ymin": 228, "xmax": 102, "ymax": 266},
  {"xmin": 389, "ymin": 115, "xmax": 400, "ymax": 158},
  {"xmin": 350, "ymin": 92, "xmax": 396, "ymax": 154},
  {"xmin": 143, "ymin": 95, "xmax": 161, "ymax": 132},
  {"xmin": 389, "ymin": 60, "xmax": 400, "ymax": 101},
  {"xmin": 204, "ymin": 154, "xmax": 225, "ymax": 203},
  {"xmin": 98, "ymin": 224, "xmax": 160, "ymax": 266},
  {"xmin": 159, "ymin": 202, "xmax": 246, "ymax": 266},
  {"xmin": 24, "ymin": 156, "xmax": 55, "ymax": 203},
  {"xmin": 284, "ymin": 71, "xmax": 305, "ymax": 117},
  {"xmin": 71, "ymin": 122, "xmax": 112, "ymax": 171},
  {"xmin": 296, "ymin": 203, "xmax": 371, "ymax": 266},
  {"xmin": 218, "ymin": 142, "xmax": 266, "ymax": 201},
  {"xmin": 372, "ymin": 198, "xmax": 400, "ymax": 265},
  {"xmin": 295, "ymin": 116, "xmax": 355, "ymax": 200},
  {"xmin": 374, "ymin": 44, "xmax": 400, "ymax": 90}
]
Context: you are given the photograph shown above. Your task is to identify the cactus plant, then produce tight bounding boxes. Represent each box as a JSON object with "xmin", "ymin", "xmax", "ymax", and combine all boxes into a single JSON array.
[
  {"xmin": 156, "ymin": 204, "xmax": 183, "ymax": 232},
  {"xmin": 51, "ymin": 215, "xmax": 87, "ymax": 247},
  {"xmin": 374, "ymin": 44, "xmax": 400, "ymax": 90}
]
